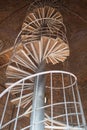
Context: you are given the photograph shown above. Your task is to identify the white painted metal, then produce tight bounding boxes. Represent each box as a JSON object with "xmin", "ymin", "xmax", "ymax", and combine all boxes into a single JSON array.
[{"xmin": 0, "ymin": 71, "xmax": 86, "ymax": 130}]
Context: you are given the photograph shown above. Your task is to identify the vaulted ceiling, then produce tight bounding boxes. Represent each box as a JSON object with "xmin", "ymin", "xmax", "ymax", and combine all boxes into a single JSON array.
[{"xmin": 0, "ymin": 0, "xmax": 87, "ymax": 122}]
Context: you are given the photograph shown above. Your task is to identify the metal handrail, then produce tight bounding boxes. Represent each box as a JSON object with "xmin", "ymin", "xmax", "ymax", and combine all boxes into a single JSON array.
[{"xmin": 0, "ymin": 70, "xmax": 77, "ymax": 98}]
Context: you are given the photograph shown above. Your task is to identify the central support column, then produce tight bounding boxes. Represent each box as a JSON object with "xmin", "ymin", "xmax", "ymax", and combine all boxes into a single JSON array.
[{"xmin": 30, "ymin": 61, "xmax": 45, "ymax": 130}]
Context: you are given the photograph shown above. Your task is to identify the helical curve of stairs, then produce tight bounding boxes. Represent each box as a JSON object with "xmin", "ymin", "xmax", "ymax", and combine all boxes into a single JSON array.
[{"xmin": 5, "ymin": 5, "xmax": 84, "ymax": 130}]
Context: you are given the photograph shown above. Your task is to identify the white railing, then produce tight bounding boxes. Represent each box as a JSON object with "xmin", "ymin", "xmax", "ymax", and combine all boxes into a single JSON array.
[{"xmin": 0, "ymin": 70, "xmax": 86, "ymax": 130}]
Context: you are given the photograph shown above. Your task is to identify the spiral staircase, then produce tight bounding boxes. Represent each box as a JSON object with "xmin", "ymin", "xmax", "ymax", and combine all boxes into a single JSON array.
[{"xmin": 0, "ymin": 3, "xmax": 86, "ymax": 130}]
